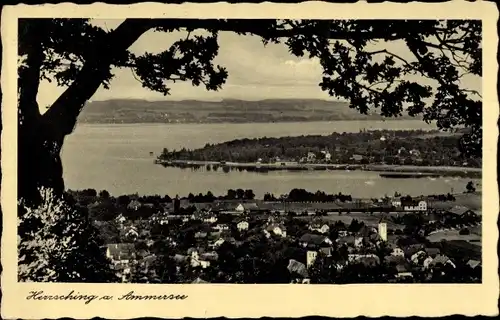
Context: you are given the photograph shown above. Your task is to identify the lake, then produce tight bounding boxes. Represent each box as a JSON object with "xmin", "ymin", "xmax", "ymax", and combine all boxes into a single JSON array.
[{"xmin": 61, "ymin": 120, "xmax": 481, "ymax": 198}]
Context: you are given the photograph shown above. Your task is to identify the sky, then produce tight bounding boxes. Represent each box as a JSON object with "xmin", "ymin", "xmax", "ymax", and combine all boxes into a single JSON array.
[{"xmin": 36, "ymin": 19, "xmax": 481, "ymax": 108}]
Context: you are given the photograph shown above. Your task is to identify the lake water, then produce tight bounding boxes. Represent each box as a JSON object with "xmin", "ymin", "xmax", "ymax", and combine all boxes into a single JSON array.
[{"xmin": 62, "ymin": 120, "xmax": 481, "ymax": 198}]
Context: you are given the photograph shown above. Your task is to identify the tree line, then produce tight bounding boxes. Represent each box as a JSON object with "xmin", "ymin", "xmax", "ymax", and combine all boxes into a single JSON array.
[{"xmin": 158, "ymin": 130, "xmax": 481, "ymax": 167}]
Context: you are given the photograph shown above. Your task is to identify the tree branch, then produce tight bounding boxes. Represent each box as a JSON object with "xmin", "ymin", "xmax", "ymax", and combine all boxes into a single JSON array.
[{"xmin": 42, "ymin": 19, "xmax": 156, "ymax": 137}]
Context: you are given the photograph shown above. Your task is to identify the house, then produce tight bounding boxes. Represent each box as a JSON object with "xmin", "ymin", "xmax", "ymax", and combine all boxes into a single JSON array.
[
  {"xmin": 173, "ymin": 254, "xmax": 187, "ymax": 264},
  {"xmin": 409, "ymin": 149, "xmax": 421, "ymax": 157},
  {"xmin": 237, "ymin": 220, "xmax": 249, "ymax": 231},
  {"xmin": 324, "ymin": 151, "xmax": 332, "ymax": 161},
  {"xmin": 349, "ymin": 254, "xmax": 380, "ymax": 267},
  {"xmin": 392, "ymin": 199, "xmax": 402, "ymax": 207},
  {"xmin": 319, "ymin": 247, "xmax": 333, "ymax": 257},
  {"xmin": 106, "ymin": 243, "xmax": 136, "ymax": 263},
  {"xmin": 410, "ymin": 250, "xmax": 427, "ymax": 264},
  {"xmin": 127, "ymin": 200, "xmax": 143, "ymax": 210},
  {"xmin": 336, "ymin": 235, "xmax": 355, "ymax": 246},
  {"xmin": 263, "ymin": 229, "xmax": 272, "ymax": 239},
  {"xmin": 234, "ymin": 202, "xmax": 259, "ymax": 214},
  {"xmin": 354, "ymin": 236, "xmax": 364, "ymax": 248},
  {"xmin": 321, "ymin": 150, "xmax": 332, "ymax": 162},
  {"xmin": 306, "ymin": 250, "xmax": 318, "ymax": 268},
  {"xmin": 426, "ymin": 212, "xmax": 442, "ymax": 224},
  {"xmin": 404, "ymin": 244, "xmax": 425, "ymax": 258},
  {"xmin": 384, "ymin": 255, "xmax": 412, "ymax": 278},
  {"xmin": 188, "ymin": 248, "xmax": 217, "ymax": 269},
  {"xmin": 211, "ymin": 237, "xmax": 226, "ymax": 248},
  {"xmin": 266, "ymin": 224, "xmax": 287, "ymax": 238},
  {"xmin": 204, "ymin": 216, "xmax": 217, "ymax": 223},
  {"xmin": 395, "ymin": 264, "xmax": 413, "ymax": 278},
  {"xmin": 467, "ymin": 259, "xmax": 481, "ymax": 269},
  {"xmin": 429, "ymin": 255, "xmax": 456, "ymax": 269},
  {"xmin": 307, "ymin": 152, "xmax": 316, "ymax": 162},
  {"xmin": 194, "ymin": 231, "xmax": 208, "ymax": 239},
  {"xmin": 235, "ymin": 203, "xmax": 246, "ymax": 213},
  {"xmin": 115, "ymin": 214, "xmax": 127, "ymax": 224},
  {"xmin": 423, "ymin": 256, "xmax": 434, "ymax": 269},
  {"xmin": 351, "ymin": 154, "xmax": 363, "ymax": 162},
  {"xmin": 124, "ymin": 226, "xmax": 139, "ymax": 239},
  {"xmin": 287, "ymin": 259, "xmax": 309, "ymax": 280},
  {"xmin": 338, "ymin": 230, "xmax": 348, "ymax": 237},
  {"xmin": 299, "ymin": 234, "xmax": 333, "ymax": 247},
  {"xmin": 213, "ymin": 223, "xmax": 230, "ymax": 232},
  {"xmin": 378, "ymin": 221, "xmax": 388, "ymax": 241},
  {"xmin": 403, "ymin": 200, "xmax": 427, "ymax": 211},
  {"xmin": 308, "ymin": 222, "xmax": 330, "ymax": 234},
  {"xmin": 391, "ymin": 247, "xmax": 405, "ymax": 257},
  {"xmin": 424, "ymin": 247, "xmax": 441, "ymax": 258},
  {"xmin": 191, "ymin": 277, "xmax": 209, "ymax": 284},
  {"xmin": 150, "ymin": 213, "xmax": 170, "ymax": 225}
]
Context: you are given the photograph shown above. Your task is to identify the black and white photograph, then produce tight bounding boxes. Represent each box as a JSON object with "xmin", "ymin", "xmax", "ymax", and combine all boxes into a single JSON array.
[
  {"xmin": 3, "ymin": 2, "xmax": 500, "ymax": 318},
  {"xmin": 13, "ymin": 14, "xmax": 487, "ymax": 285}
]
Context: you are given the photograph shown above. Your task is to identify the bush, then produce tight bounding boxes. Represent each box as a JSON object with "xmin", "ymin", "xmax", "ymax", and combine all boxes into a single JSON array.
[{"xmin": 18, "ymin": 187, "xmax": 117, "ymax": 282}]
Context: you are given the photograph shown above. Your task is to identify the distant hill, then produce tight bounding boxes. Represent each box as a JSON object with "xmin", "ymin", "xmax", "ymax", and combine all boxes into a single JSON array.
[{"xmin": 78, "ymin": 99, "xmax": 423, "ymax": 124}]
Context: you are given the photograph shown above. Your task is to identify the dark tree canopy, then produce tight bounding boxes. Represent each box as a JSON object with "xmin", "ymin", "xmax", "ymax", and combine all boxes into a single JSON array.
[{"xmin": 18, "ymin": 18, "xmax": 482, "ymax": 200}]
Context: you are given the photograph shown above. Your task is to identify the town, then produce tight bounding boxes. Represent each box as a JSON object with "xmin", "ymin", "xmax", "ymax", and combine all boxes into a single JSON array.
[{"xmin": 69, "ymin": 184, "xmax": 482, "ymax": 284}]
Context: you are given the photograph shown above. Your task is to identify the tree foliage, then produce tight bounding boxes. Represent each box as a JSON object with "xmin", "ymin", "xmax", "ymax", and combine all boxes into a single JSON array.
[
  {"xmin": 18, "ymin": 187, "xmax": 117, "ymax": 282},
  {"xmin": 19, "ymin": 18, "xmax": 481, "ymax": 167}
]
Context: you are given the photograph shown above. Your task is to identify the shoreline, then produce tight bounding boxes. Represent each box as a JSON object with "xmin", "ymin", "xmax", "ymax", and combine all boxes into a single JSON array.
[
  {"xmin": 154, "ymin": 159, "xmax": 482, "ymax": 178},
  {"xmin": 77, "ymin": 118, "xmax": 430, "ymax": 126}
]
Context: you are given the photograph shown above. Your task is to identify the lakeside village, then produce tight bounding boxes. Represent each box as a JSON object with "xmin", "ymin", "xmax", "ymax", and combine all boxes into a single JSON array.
[
  {"xmin": 154, "ymin": 130, "xmax": 482, "ymax": 177},
  {"xmin": 72, "ymin": 183, "xmax": 482, "ymax": 284}
]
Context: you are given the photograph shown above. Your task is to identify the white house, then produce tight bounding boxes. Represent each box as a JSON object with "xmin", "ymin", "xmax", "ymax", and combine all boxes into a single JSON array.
[
  {"xmin": 309, "ymin": 223, "xmax": 330, "ymax": 234},
  {"xmin": 189, "ymin": 249, "xmax": 207, "ymax": 268},
  {"xmin": 320, "ymin": 150, "xmax": 332, "ymax": 162},
  {"xmin": 354, "ymin": 237, "xmax": 364, "ymax": 248},
  {"xmin": 338, "ymin": 230, "xmax": 348, "ymax": 237},
  {"xmin": 392, "ymin": 200, "xmax": 402, "ymax": 207},
  {"xmin": 115, "ymin": 214, "xmax": 127, "ymax": 225},
  {"xmin": 203, "ymin": 215, "xmax": 217, "ymax": 224},
  {"xmin": 127, "ymin": 200, "xmax": 142, "ymax": 210},
  {"xmin": 263, "ymin": 229, "xmax": 272, "ymax": 239},
  {"xmin": 306, "ymin": 251, "xmax": 318, "ymax": 268},
  {"xmin": 266, "ymin": 224, "xmax": 287, "ymax": 238},
  {"xmin": 211, "ymin": 238, "xmax": 226, "ymax": 248},
  {"xmin": 429, "ymin": 255, "xmax": 456, "ymax": 269},
  {"xmin": 324, "ymin": 151, "xmax": 332, "ymax": 161},
  {"xmin": 235, "ymin": 203, "xmax": 245, "ymax": 213},
  {"xmin": 391, "ymin": 247, "xmax": 405, "ymax": 257},
  {"xmin": 237, "ymin": 221, "xmax": 249, "ymax": 231},
  {"xmin": 411, "ymin": 251, "xmax": 427, "ymax": 264},
  {"xmin": 409, "ymin": 149, "xmax": 421, "ymax": 157},
  {"xmin": 404, "ymin": 200, "xmax": 428, "ymax": 211},
  {"xmin": 124, "ymin": 227, "xmax": 139, "ymax": 239},
  {"xmin": 213, "ymin": 224, "xmax": 230, "ymax": 232},
  {"xmin": 307, "ymin": 152, "xmax": 316, "ymax": 162}
]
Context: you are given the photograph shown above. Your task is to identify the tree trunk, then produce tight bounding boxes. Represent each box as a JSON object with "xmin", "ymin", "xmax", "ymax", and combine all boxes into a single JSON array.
[
  {"xmin": 17, "ymin": 19, "xmax": 154, "ymax": 205},
  {"xmin": 18, "ymin": 119, "xmax": 65, "ymax": 205}
]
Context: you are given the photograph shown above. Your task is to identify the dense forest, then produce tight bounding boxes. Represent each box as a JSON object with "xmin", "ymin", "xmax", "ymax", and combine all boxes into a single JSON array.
[{"xmin": 158, "ymin": 129, "xmax": 481, "ymax": 168}]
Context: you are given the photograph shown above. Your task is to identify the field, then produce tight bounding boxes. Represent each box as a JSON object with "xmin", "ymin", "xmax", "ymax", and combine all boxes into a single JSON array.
[
  {"xmin": 295, "ymin": 212, "xmax": 404, "ymax": 230},
  {"xmin": 431, "ymin": 192, "xmax": 482, "ymax": 212},
  {"xmin": 426, "ymin": 229, "xmax": 481, "ymax": 242}
]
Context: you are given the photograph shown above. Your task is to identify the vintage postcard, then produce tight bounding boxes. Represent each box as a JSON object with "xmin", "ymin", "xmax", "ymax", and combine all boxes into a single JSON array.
[{"xmin": 1, "ymin": 1, "xmax": 499, "ymax": 318}]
